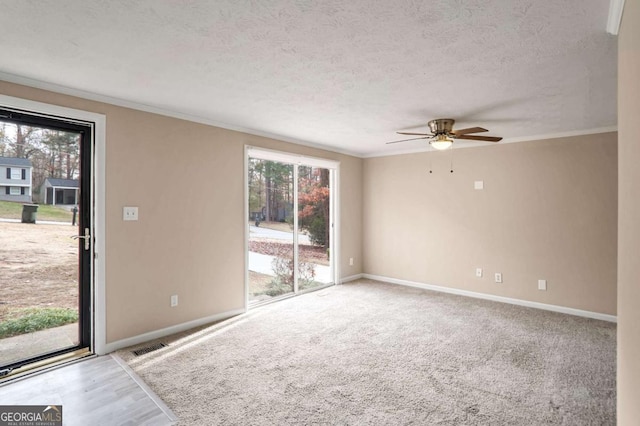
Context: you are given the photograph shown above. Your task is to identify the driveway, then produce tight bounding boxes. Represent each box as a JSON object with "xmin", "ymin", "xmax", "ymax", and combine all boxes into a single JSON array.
[{"xmin": 249, "ymin": 225, "xmax": 311, "ymax": 245}]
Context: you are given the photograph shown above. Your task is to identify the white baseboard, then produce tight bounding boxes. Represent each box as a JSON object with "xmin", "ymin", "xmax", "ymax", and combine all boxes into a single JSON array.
[
  {"xmin": 99, "ymin": 276, "xmax": 615, "ymax": 355},
  {"xmin": 362, "ymin": 274, "xmax": 617, "ymax": 323},
  {"xmin": 340, "ymin": 273, "xmax": 363, "ymax": 284},
  {"xmin": 100, "ymin": 308, "xmax": 246, "ymax": 354}
]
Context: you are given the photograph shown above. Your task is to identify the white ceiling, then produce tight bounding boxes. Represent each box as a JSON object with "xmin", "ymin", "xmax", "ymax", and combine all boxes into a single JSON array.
[{"xmin": 0, "ymin": 0, "xmax": 617, "ymax": 157}]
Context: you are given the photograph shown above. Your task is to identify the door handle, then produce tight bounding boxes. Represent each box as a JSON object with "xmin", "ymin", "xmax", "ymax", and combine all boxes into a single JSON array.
[{"xmin": 71, "ymin": 227, "xmax": 91, "ymax": 251}]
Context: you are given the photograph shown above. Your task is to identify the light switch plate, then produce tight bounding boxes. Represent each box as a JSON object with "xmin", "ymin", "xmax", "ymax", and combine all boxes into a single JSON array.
[
  {"xmin": 123, "ymin": 206, "xmax": 138, "ymax": 221},
  {"xmin": 476, "ymin": 268, "xmax": 483, "ymax": 278}
]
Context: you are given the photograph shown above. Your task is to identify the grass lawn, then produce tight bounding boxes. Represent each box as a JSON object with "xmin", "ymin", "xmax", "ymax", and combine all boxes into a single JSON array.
[
  {"xmin": 0, "ymin": 307, "xmax": 78, "ymax": 339},
  {"xmin": 0, "ymin": 200, "xmax": 73, "ymax": 222}
]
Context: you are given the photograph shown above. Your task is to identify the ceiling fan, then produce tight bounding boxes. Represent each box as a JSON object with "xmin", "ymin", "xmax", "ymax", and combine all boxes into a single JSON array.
[{"xmin": 387, "ymin": 118, "xmax": 503, "ymax": 150}]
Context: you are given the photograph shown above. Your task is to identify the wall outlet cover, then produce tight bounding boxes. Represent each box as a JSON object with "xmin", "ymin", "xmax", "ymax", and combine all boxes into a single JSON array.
[
  {"xmin": 495, "ymin": 273, "xmax": 503, "ymax": 283},
  {"xmin": 474, "ymin": 180, "xmax": 484, "ymax": 190},
  {"xmin": 538, "ymin": 279, "xmax": 547, "ymax": 291},
  {"xmin": 476, "ymin": 268, "xmax": 483, "ymax": 277},
  {"xmin": 123, "ymin": 206, "xmax": 139, "ymax": 221}
]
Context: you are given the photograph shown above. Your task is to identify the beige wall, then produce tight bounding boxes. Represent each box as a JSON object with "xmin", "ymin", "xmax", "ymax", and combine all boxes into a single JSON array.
[
  {"xmin": 617, "ymin": 1, "xmax": 640, "ymax": 423},
  {"xmin": 0, "ymin": 81, "xmax": 363, "ymax": 343},
  {"xmin": 363, "ymin": 133, "xmax": 617, "ymax": 315},
  {"xmin": 0, "ymin": 73, "xmax": 620, "ymax": 349}
]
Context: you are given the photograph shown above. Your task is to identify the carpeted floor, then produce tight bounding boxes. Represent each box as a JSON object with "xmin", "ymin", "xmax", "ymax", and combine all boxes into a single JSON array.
[{"xmin": 118, "ymin": 279, "xmax": 616, "ymax": 425}]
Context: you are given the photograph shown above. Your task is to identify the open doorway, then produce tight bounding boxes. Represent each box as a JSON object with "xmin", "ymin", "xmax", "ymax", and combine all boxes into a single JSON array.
[
  {"xmin": 246, "ymin": 147, "xmax": 338, "ymax": 306},
  {"xmin": 0, "ymin": 106, "xmax": 94, "ymax": 377}
]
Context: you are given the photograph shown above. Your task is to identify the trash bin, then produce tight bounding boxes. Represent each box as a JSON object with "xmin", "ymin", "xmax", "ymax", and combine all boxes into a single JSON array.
[{"xmin": 21, "ymin": 204, "xmax": 39, "ymax": 224}]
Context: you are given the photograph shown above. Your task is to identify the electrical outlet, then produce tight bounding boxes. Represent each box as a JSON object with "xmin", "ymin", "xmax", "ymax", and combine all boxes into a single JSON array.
[
  {"xmin": 123, "ymin": 206, "xmax": 139, "ymax": 221},
  {"xmin": 476, "ymin": 268, "xmax": 483, "ymax": 278},
  {"xmin": 170, "ymin": 295, "xmax": 178, "ymax": 307},
  {"xmin": 538, "ymin": 279, "xmax": 547, "ymax": 291},
  {"xmin": 349, "ymin": 257, "xmax": 354, "ymax": 266},
  {"xmin": 474, "ymin": 180, "xmax": 484, "ymax": 190},
  {"xmin": 495, "ymin": 273, "xmax": 503, "ymax": 283}
]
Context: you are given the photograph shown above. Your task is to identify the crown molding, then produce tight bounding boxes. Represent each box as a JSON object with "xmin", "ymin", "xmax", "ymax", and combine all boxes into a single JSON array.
[
  {"xmin": 499, "ymin": 126, "xmax": 618, "ymax": 144},
  {"xmin": 362, "ymin": 126, "xmax": 618, "ymax": 158},
  {"xmin": 0, "ymin": 71, "xmax": 361, "ymax": 158},
  {"xmin": 606, "ymin": 0, "xmax": 626, "ymax": 35},
  {"xmin": 0, "ymin": 72, "xmax": 618, "ymax": 161}
]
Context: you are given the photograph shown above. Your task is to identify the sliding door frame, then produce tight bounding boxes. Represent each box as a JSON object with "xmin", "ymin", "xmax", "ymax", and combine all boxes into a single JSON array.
[{"xmin": 244, "ymin": 146, "xmax": 340, "ymax": 309}]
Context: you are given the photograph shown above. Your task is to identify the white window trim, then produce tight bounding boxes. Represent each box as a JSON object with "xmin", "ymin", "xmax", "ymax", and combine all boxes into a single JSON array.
[{"xmin": 10, "ymin": 169, "xmax": 22, "ymax": 180}]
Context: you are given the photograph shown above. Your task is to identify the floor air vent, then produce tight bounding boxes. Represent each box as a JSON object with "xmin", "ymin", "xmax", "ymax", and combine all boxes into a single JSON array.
[{"xmin": 132, "ymin": 342, "xmax": 167, "ymax": 356}]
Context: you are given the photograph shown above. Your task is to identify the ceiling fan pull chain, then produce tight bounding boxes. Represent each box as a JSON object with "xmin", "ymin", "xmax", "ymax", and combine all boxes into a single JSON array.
[
  {"xmin": 450, "ymin": 145, "xmax": 454, "ymax": 173},
  {"xmin": 429, "ymin": 143, "xmax": 433, "ymax": 173}
]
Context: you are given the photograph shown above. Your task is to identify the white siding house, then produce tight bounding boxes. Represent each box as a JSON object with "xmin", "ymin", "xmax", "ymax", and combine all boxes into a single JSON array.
[{"xmin": 0, "ymin": 156, "xmax": 33, "ymax": 203}]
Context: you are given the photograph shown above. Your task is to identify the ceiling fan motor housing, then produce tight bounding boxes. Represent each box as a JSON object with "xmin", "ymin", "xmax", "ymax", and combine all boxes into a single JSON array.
[{"xmin": 428, "ymin": 118, "xmax": 455, "ymax": 135}]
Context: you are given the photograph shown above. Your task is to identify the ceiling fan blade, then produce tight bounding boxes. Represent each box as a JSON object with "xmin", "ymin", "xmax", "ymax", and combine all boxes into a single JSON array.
[
  {"xmin": 385, "ymin": 136, "xmax": 429, "ymax": 145},
  {"xmin": 396, "ymin": 132, "xmax": 431, "ymax": 136},
  {"xmin": 454, "ymin": 134, "xmax": 502, "ymax": 142},
  {"xmin": 450, "ymin": 127, "xmax": 488, "ymax": 136}
]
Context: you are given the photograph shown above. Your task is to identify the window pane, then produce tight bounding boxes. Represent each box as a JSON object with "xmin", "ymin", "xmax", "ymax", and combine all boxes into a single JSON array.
[
  {"xmin": 298, "ymin": 166, "xmax": 332, "ymax": 290},
  {"xmin": 247, "ymin": 159, "xmax": 295, "ymax": 303}
]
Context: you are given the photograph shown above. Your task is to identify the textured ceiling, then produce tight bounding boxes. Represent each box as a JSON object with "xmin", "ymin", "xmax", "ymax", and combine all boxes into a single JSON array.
[{"xmin": 0, "ymin": 0, "xmax": 616, "ymax": 157}]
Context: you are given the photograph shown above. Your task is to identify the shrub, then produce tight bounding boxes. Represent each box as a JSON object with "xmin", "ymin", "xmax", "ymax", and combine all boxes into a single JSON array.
[{"xmin": 265, "ymin": 248, "xmax": 316, "ymax": 297}]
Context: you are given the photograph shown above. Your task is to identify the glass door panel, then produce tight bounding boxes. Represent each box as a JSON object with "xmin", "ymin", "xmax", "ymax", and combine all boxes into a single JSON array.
[
  {"xmin": 247, "ymin": 159, "xmax": 295, "ymax": 303},
  {"xmin": 297, "ymin": 166, "xmax": 333, "ymax": 291},
  {"xmin": 0, "ymin": 113, "xmax": 91, "ymax": 372}
]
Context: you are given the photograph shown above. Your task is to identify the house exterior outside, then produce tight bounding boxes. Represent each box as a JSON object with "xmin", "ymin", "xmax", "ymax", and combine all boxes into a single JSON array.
[
  {"xmin": 40, "ymin": 177, "xmax": 79, "ymax": 205},
  {"xmin": 0, "ymin": 156, "xmax": 33, "ymax": 203}
]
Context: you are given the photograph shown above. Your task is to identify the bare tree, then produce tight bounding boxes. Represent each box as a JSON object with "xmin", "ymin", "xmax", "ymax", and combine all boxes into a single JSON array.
[{"xmin": 0, "ymin": 120, "xmax": 80, "ymax": 198}]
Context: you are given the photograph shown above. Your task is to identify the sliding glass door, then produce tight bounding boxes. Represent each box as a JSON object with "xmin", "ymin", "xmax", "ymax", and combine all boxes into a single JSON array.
[{"xmin": 246, "ymin": 148, "xmax": 337, "ymax": 305}]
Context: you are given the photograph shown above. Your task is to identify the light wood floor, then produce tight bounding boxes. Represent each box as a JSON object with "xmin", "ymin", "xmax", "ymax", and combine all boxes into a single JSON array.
[{"xmin": 0, "ymin": 354, "xmax": 177, "ymax": 426}]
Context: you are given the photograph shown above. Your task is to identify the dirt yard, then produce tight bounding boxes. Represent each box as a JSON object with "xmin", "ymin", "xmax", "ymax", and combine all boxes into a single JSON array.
[
  {"xmin": 0, "ymin": 222, "xmax": 78, "ymax": 322},
  {"xmin": 0, "ymin": 221, "xmax": 329, "ymax": 320}
]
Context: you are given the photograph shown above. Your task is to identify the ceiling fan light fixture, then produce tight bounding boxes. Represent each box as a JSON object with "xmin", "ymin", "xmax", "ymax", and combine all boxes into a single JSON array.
[
  {"xmin": 430, "ymin": 134, "xmax": 453, "ymax": 150},
  {"xmin": 388, "ymin": 118, "xmax": 501, "ymax": 147}
]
